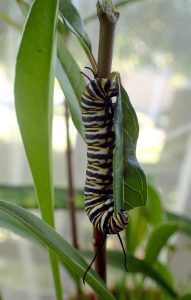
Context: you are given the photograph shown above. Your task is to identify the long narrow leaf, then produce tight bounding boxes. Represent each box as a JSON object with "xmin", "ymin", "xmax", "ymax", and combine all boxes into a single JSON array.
[
  {"xmin": 56, "ymin": 36, "xmax": 85, "ymax": 139},
  {"xmin": 14, "ymin": 0, "xmax": 62, "ymax": 298},
  {"xmin": 166, "ymin": 211, "xmax": 191, "ymax": 236},
  {"xmin": 59, "ymin": 0, "xmax": 91, "ymax": 53},
  {"xmin": 145, "ymin": 223, "xmax": 179, "ymax": 264},
  {"xmin": 0, "ymin": 185, "xmax": 84, "ymax": 209},
  {"xmin": 15, "ymin": 0, "xmax": 57, "ymax": 224},
  {"xmin": 82, "ymin": 250, "xmax": 177, "ymax": 298},
  {"xmin": 0, "ymin": 200, "xmax": 115, "ymax": 300},
  {"xmin": 145, "ymin": 215, "xmax": 191, "ymax": 264}
]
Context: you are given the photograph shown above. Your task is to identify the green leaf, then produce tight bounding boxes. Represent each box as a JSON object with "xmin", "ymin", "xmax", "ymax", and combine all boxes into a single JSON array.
[
  {"xmin": 15, "ymin": 0, "xmax": 57, "ymax": 224},
  {"xmin": 0, "ymin": 185, "xmax": 84, "ymax": 210},
  {"xmin": 113, "ymin": 77, "xmax": 147, "ymax": 212},
  {"xmin": 0, "ymin": 200, "xmax": 115, "ymax": 300},
  {"xmin": 113, "ymin": 83, "xmax": 123, "ymax": 213},
  {"xmin": 154, "ymin": 261, "xmax": 174, "ymax": 287},
  {"xmin": 107, "ymin": 251, "xmax": 177, "ymax": 298},
  {"xmin": 125, "ymin": 207, "xmax": 149, "ymax": 254},
  {"xmin": 178, "ymin": 295, "xmax": 191, "ymax": 300},
  {"xmin": 0, "ymin": 210, "xmax": 35, "ymax": 240},
  {"xmin": 59, "ymin": 0, "xmax": 91, "ymax": 52},
  {"xmin": 82, "ymin": 250, "xmax": 177, "ymax": 298},
  {"xmin": 147, "ymin": 183, "xmax": 163, "ymax": 226},
  {"xmin": 121, "ymin": 84, "xmax": 147, "ymax": 210},
  {"xmin": 56, "ymin": 35, "xmax": 85, "ymax": 139},
  {"xmin": 166, "ymin": 211, "xmax": 191, "ymax": 236},
  {"xmin": 14, "ymin": 0, "xmax": 62, "ymax": 299},
  {"xmin": 145, "ymin": 223, "xmax": 179, "ymax": 264}
]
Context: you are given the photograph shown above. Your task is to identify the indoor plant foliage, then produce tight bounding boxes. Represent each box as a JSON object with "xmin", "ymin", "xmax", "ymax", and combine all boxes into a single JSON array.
[{"xmin": 0, "ymin": 0, "xmax": 191, "ymax": 300}]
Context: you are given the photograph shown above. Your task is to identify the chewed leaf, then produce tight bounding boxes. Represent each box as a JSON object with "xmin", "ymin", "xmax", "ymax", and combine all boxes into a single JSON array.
[{"xmin": 113, "ymin": 75, "xmax": 147, "ymax": 212}]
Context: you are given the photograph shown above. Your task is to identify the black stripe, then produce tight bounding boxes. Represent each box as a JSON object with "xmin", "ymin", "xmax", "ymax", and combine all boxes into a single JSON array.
[
  {"xmin": 91, "ymin": 80, "xmax": 105, "ymax": 99},
  {"xmin": 89, "ymin": 202, "xmax": 113, "ymax": 223},
  {"xmin": 104, "ymin": 79, "xmax": 111, "ymax": 92},
  {"xmin": 86, "ymin": 170, "xmax": 112, "ymax": 180},
  {"xmin": 84, "ymin": 186, "xmax": 112, "ymax": 194},
  {"xmin": 81, "ymin": 97, "xmax": 106, "ymax": 108},
  {"xmin": 87, "ymin": 152, "xmax": 113, "ymax": 159}
]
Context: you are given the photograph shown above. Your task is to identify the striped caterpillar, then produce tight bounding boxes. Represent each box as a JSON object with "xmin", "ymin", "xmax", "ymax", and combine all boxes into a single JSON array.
[{"xmin": 81, "ymin": 68, "xmax": 128, "ymax": 282}]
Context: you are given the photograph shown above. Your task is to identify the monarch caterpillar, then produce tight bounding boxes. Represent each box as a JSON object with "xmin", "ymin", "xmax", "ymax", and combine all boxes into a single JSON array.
[{"xmin": 81, "ymin": 68, "xmax": 129, "ymax": 282}]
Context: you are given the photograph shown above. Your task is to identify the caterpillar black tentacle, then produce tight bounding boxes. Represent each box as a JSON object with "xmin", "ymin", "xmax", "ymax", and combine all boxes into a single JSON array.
[{"xmin": 83, "ymin": 234, "xmax": 107, "ymax": 284}]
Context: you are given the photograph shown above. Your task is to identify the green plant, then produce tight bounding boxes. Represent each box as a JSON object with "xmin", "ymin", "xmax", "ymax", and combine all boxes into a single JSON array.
[{"xmin": 0, "ymin": 0, "xmax": 191, "ymax": 300}]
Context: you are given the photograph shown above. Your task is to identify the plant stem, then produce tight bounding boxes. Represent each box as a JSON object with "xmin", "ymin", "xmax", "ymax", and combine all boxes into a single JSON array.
[
  {"xmin": 93, "ymin": 0, "xmax": 119, "ymax": 295},
  {"xmin": 65, "ymin": 102, "xmax": 82, "ymax": 300},
  {"xmin": 97, "ymin": 1, "xmax": 119, "ymax": 77},
  {"xmin": 65, "ymin": 103, "xmax": 79, "ymax": 249}
]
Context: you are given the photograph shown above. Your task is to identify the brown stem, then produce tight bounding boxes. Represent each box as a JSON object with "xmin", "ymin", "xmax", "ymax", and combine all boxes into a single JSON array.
[
  {"xmin": 93, "ymin": 0, "xmax": 119, "ymax": 294},
  {"xmin": 65, "ymin": 102, "xmax": 82, "ymax": 300},
  {"xmin": 65, "ymin": 102, "xmax": 79, "ymax": 249},
  {"xmin": 97, "ymin": 0, "xmax": 119, "ymax": 77}
]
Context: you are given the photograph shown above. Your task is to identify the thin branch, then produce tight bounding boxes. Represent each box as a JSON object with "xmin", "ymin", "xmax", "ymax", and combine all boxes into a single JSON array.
[
  {"xmin": 65, "ymin": 103, "xmax": 82, "ymax": 300},
  {"xmin": 65, "ymin": 103, "xmax": 79, "ymax": 249},
  {"xmin": 93, "ymin": 1, "xmax": 119, "ymax": 296}
]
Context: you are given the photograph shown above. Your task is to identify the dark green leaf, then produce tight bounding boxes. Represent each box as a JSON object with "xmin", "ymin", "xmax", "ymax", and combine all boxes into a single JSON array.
[
  {"xmin": 56, "ymin": 36, "xmax": 85, "ymax": 139},
  {"xmin": 113, "ymin": 81, "xmax": 123, "ymax": 213},
  {"xmin": 59, "ymin": 0, "xmax": 91, "ymax": 52},
  {"xmin": 145, "ymin": 223, "xmax": 179, "ymax": 264},
  {"xmin": 114, "ymin": 78, "xmax": 147, "ymax": 212},
  {"xmin": 107, "ymin": 251, "xmax": 177, "ymax": 298},
  {"xmin": 0, "ymin": 200, "xmax": 115, "ymax": 300},
  {"xmin": 178, "ymin": 295, "xmax": 191, "ymax": 300},
  {"xmin": 82, "ymin": 250, "xmax": 177, "ymax": 298},
  {"xmin": 121, "ymin": 84, "xmax": 147, "ymax": 210}
]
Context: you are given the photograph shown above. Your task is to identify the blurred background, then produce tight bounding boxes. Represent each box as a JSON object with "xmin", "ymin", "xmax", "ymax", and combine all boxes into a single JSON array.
[{"xmin": 0, "ymin": 0, "xmax": 191, "ymax": 299}]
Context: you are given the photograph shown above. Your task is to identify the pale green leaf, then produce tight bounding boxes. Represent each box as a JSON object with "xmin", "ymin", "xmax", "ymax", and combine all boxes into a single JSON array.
[
  {"xmin": 56, "ymin": 36, "xmax": 85, "ymax": 139},
  {"xmin": 14, "ymin": 0, "xmax": 62, "ymax": 298},
  {"xmin": 59, "ymin": 0, "xmax": 91, "ymax": 52},
  {"xmin": 0, "ymin": 200, "xmax": 115, "ymax": 300}
]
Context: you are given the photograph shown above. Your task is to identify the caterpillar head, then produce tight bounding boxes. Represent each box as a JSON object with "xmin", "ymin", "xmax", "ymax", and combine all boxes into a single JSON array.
[{"xmin": 83, "ymin": 78, "xmax": 118, "ymax": 103}]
